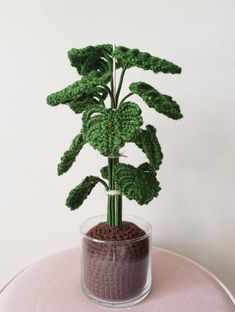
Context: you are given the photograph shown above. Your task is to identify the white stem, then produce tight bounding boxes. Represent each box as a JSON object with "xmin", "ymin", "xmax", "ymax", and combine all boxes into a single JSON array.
[{"xmin": 112, "ymin": 44, "xmax": 116, "ymax": 96}]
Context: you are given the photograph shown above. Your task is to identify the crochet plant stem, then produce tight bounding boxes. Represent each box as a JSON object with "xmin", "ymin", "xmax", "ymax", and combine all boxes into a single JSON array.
[
  {"xmin": 107, "ymin": 49, "xmax": 122, "ymax": 226},
  {"xmin": 46, "ymin": 44, "xmax": 183, "ymax": 227}
]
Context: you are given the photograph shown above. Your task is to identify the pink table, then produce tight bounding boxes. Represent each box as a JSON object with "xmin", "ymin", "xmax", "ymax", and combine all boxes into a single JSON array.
[{"xmin": 0, "ymin": 247, "xmax": 234, "ymax": 311}]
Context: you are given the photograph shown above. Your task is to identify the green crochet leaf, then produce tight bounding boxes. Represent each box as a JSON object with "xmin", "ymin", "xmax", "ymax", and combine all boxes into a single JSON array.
[
  {"xmin": 100, "ymin": 166, "xmax": 108, "ymax": 180},
  {"xmin": 82, "ymin": 102, "xmax": 143, "ymax": 156},
  {"xmin": 68, "ymin": 44, "xmax": 113, "ymax": 76},
  {"xmin": 68, "ymin": 87, "xmax": 108, "ymax": 114},
  {"xmin": 66, "ymin": 176, "xmax": 108, "ymax": 210},
  {"xmin": 113, "ymin": 46, "xmax": 181, "ymax": 74},
  {"xmin": 133, "ymin": 125, "xmax": 163, "ymax": 170},
  {"xmin": 114, "ymin": 163, "xmax": 161, "ymax": 205},
  {"xmin": 130, "ymin": 81, "xmax": 183, "ymax": 120},
  {"xmin": 57, "ymin": 133, "xmax": 85, "ymax": 175},
  {"xmin": 67, "ymin": 94, "xmax": 99, "ymax": 114},
  {"xmin": 46, "ymin": 70, "xmax": 111, "ymax": 110}
]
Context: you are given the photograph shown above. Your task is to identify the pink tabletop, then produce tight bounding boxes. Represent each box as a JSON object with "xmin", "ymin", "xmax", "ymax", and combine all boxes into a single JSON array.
[{"xmin": 0, "ymin": 247, "xmax": 234, "ymax": 312}]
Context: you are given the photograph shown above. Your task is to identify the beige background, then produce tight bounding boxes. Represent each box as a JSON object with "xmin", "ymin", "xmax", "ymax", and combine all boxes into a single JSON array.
[{"xmin": 0, "ymin": 0, "xmax": 235, "ymax": 294}]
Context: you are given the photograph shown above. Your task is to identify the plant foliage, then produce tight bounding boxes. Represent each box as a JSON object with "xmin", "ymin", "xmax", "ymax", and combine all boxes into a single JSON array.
[
  {"xmin": 66, "ymin": 176, "xmax": 108, "ymax": 210},
  {"xmin": 114, "ymin": 163, "xmax": 161, "ymax": 205},
  {"xmin": 82, "ymin": 102, "xmax": 143, "ymax": 156},
  {"xmin": 133, "ymin": 125, "xmax": 163, "ymax": 170},
  {"xmin": 112, "ymin": 46, "xmax": 181, "ymax": 74},
  {"xmin": 46, "ymin": 44, "xmax": 182, "ymax": 221},
  {"xmin": 57, "ymin": 133, "xmax": 85, "ymax": 175},
  {"xmin": 130, "ymin": 81, "xmax": 182, "ymax": 120}
]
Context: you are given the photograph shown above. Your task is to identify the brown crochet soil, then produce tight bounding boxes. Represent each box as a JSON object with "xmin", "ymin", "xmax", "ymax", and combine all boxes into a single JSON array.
[{"xmin": 82, "ymin": 221, "xmax": 150, "ymax": 301}]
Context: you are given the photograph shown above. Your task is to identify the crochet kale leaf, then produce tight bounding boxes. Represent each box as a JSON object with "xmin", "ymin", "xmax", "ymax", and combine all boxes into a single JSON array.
[
  {"xmin": 46, "ymin": 70, "xmax": 111, "ymax": 111},
  {"xmin": 67, "ymin": 94, "xmax": 98, "ymax": 114},
  {"xmin": 133, "ymin": 125, "xmax": 163, "ymax": 170},
  {"xmin": 82, "ymin": 102, "xmax": 143, "ymax": 156},
  {"xmin": 112, "ymin": 46, "xmax": 181, "ymax": 74},
  {"xmin": 100, "ymin": 166, "xmax": 108, "ymax": 180},
  {"xmin": 130, "ymin": 81, "xmax": 183, "ymax": 120},
  {"xmin": 68, "ymin": 87, "xmax": 108, "ymax": 114},
  {"xmin": 66, "ymin": 176, "xmax": 108, "ymax": 210},
  {"xmin": 68, "ymin": 44, "xmax": 113, "ymax": 76},
  {"xmin": 57, "ymin": 133, "xmax": 85, "ymax": 175},
  {"xmin": 114, "ymin": 163, "xmax": 161, "ymax": 205}
]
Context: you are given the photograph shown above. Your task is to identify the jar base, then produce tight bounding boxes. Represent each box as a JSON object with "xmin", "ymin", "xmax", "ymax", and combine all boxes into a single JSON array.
[{"xmin": 81, "ymin": 280, "xmax": 152, "ymax": 309}]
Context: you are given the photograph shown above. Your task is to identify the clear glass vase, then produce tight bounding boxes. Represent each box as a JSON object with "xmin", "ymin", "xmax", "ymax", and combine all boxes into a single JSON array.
[{"xmin": 80, "ymin": 215, "xmax": 152, "ymax": 308}]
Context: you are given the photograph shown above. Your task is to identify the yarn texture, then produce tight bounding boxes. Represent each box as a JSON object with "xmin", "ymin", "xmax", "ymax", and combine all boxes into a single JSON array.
[
  {"xmin": 57, "ymin": 133, "xmax": 85, "ymax": 175},
  {"xmin": 82, "ymin": 102, "xmax": 143, "ymax": 156},
  {"xmin": 68, "ymin": 44, "xmax": 113, "ymax": 75},
  {"xmin": 114, "ymin": 163, "xmax": 161, "ymax": 205},
  {"xmin": 112, "ymin": 46, "xmax": 181, "ymax": 74},
  {"xmin": 133, "ymin": 125, "xmax": 163, "ymax": 170},
  {"xmin": 46, "ymin": 71, "xmax": 111, "ymax": 109},
  {"xmin": 66, "ymin": 176, "xmax": 108, "ymax": 210},
  {"xmin": 100, "ymin": 165, "xmax": 109, "ymax": 180},
  {"xmin": 130, "ymin": 81, "xmax": 183, "ymax": 120},
  {"xmin": 68, "ymin": 87, "xmax": 108, "ymax": 114}
]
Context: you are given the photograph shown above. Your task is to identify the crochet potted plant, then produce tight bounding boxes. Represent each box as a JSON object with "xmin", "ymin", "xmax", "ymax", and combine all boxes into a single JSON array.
[{"xmin": 46, "ymin": 44, "xmax": 182, "ymax": 308}]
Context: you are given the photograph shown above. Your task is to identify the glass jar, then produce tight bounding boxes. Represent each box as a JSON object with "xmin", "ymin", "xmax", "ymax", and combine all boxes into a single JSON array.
[{"xmin": 80, "ymin": 215, "xmax": 152, "ymax": 308}]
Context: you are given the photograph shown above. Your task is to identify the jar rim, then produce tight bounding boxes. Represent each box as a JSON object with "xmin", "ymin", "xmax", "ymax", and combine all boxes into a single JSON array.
[{"xmin": 79, "ymin": 214, "xmax": 152, "ymax": 244}]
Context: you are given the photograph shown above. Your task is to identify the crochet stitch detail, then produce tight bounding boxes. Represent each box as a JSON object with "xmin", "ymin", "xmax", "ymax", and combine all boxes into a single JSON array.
[
  {"xmin": 68, "ymin": 87, "xmax": 108, "ymax": 114},
  {"xmin": 130, "ymin": 81, "xmax": 183, "ymax": 120},
  {"xmin": 68, "ymin": 44, "xmax": 113, "ymax": 76},
  {"xmin": 82, "ymin": 102, "xmax": 143, "ymax": 156},
  {"xmin": 133, "ymin": 125, "xmax": 163, "ymax": 170},
  {"xmin": 112, "ymin": 46, "xmax": 181, "ymax": 74},
  {"xmin": 66, "ymin": 176, "xmax": 108, "ymax": 210},
  {"xmin": 100, "ymin": 166, "xmax": 108, "ymax": 180},
  {"xmin": 114, "ymin": 163, "xmax": 161, "ymax": 205},
  {"xmin": 57, "ymin": 133, "xmax": 85, "ymax": 175},
  {"xmin": 46, "ymin": 70, "xmax": 111, "ymax": 109}
]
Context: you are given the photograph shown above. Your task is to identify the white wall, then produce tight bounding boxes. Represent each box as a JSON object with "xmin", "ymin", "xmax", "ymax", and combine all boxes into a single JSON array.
[{"xmin": 0, "ymin": 0, "xmax": 235, "ymax": 295}]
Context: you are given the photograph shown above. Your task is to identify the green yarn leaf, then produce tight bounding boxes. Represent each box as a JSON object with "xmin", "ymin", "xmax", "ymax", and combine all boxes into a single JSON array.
[
  {"xmin": 113, "ymin": 46, "xmax": 181, "ymax": 74},
  {"xmin": 82, "ymin": 102, "xmax": 143, "ymax": 156},
  {"xmin": 66, "ymin": 176, "xmax": 108, "ymax": 210},
  {"xmin": 100, "ymin": 166, "xmax": 108, "ymax": 180},
  {"xmin": 68, "ymin": 87, "xmax": 108, "ymax": 114},
  {"xmin": 46, "ymin": 70, "xmax": 111, "ymax": 110},
  {"xmin": 68, "ymin": 44, "xmax": 113, "ymax": 76},
  {"xmin": 57, "ymin": 133, "xmax": 85, "ymax": 175},
  {"xmin": 130, "ymin": 81, "xmax": 183, "ymax": 120},
  {"xmin": 114, "ymin": 163, "xmax": 161, "ymax": 205},
  {"xmin": 67, "ymin": 94, "xmax": 99, "ymax": 114},
  {"xmin": 133, "ymin": 125, "xmax": 163, "ymax": 170}
]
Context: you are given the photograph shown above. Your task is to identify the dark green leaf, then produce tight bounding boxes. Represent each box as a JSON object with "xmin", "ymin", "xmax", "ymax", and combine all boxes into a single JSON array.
[
  {"xmin": 114, "ymin": 163, "xmax": 161, "ymax": 205},
  {"xmin": 66, "ymin": 176, "xmax": 108, "ymax": 210},
  {"xmin": 133, "ymin": 125, "xmax": 163, "ymax": 170},
  {"xmin": 68, "ymin": 44, "xmax": 113, "ymax": 76},
  {"xmin": 82, "ymin": 102, "xmax": 143, "ymax": 156},
  {"xmin": 113, "ymin": 46, "xmax": 181, "ymax": 74},
  {"xmin": 68, "ymin": 87, "xmax": 107, "ymax": 114},
  {"xmin": 130, "ymin": 81, "xmax": 183, "ymax": 120},
  {"xmin": 100, "ymin": 166, "xmax": 108, "ymax": 180},
  {"xmin": 57, "ymin": 133, "xmax": 85, "ymax": 175},
  {"xmin": 68, "ymin": 96, "xmax": 98, "ymax": 114},
  {"xmin": 46, "ymin": 70, "xmax": 111, "ymax": 110}
]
